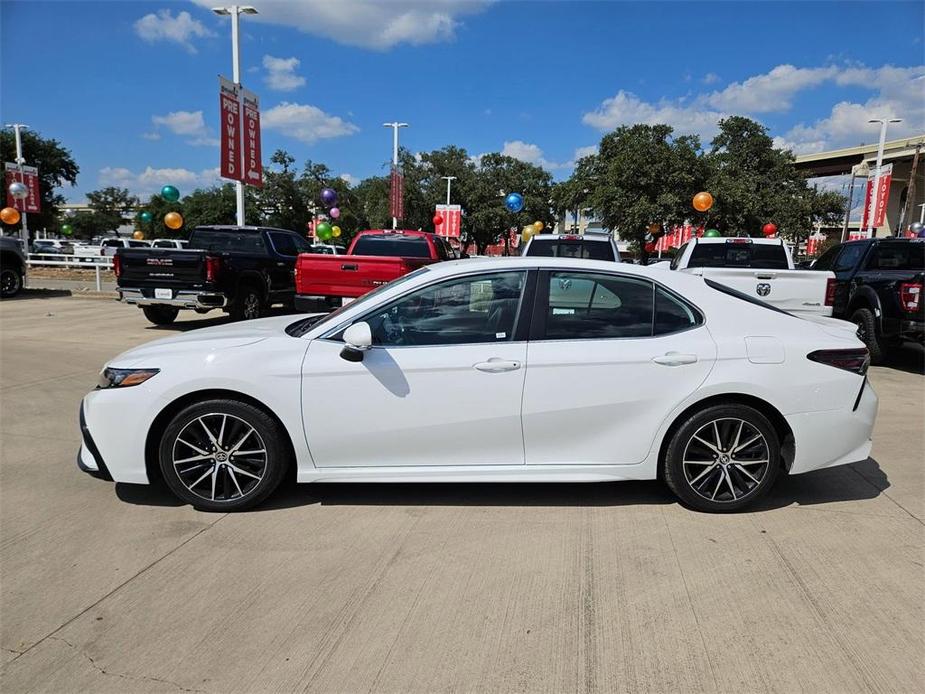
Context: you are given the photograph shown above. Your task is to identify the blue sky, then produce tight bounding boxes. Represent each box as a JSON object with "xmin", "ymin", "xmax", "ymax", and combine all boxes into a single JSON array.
[{"xmin": 1, "ymin": 1, "xmax": 923, "ymax": 202}]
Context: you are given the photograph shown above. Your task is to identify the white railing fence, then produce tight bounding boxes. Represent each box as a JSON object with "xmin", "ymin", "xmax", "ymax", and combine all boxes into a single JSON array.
[{"xmin": 26, "ymin": 253, "xmax": 114, "ymax": 292}]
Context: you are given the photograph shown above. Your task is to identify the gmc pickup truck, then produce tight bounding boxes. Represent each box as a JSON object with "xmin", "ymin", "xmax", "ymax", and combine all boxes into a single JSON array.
[
  {"xmin": 811, "ymin": 237, "xmax": 924, "ymax": 362},
  {"xmin": 294, "ymin": 229, "xmax": 457, "ymax": 311},
  {"xmin": 115, "ymin": 225, "xmax": 311, "ymax": 324},
  {"xmin": 665, "ymin": 236, "xmax": 835, "ymax": 317}
]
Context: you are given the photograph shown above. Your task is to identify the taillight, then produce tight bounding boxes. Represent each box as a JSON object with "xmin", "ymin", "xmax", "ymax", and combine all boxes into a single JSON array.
[
  {"xmin": 807, "ymin": 348, "xmax": 869, "ymax": 376},
  {"xmin": 824, "ymin": 277, "xmax": 836, "ymax": 306},
  {"xmin": 205, "ymin": 256, "xmax": 221, "ymax": 283},
  {"xmin": 899, "ymin": 282, "xmax": 922, "ymax": 312},
  {"xmin": 112, "ymin": 253, "xmax": 121, "ymax": 278}
]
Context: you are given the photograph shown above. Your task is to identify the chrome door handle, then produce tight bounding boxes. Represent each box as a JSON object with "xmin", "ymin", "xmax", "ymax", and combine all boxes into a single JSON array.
[
  {"xmin": 474, "ymin": 358, "xmax": 522, "ymax": 373},
  {"xmin": 652, "ymin": 352, "xmax": 698, "ymax": 366}
]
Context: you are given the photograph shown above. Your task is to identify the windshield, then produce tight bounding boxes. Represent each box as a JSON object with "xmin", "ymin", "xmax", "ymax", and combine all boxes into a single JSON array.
[
  {"xmin": 688, "ymin": 242, "xmax": 789, "ymax": 269},
  {"xmin": 526, "ymin": 239, "xmax": 615, "ymax": 261},
  {"xmin": 286, "ymin": 266, "xmax": 432, "ymax": 337}
]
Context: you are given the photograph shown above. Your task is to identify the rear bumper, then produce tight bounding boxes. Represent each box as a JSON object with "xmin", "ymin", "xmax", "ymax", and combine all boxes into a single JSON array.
[
  {"xmin": 119, "ymin": 287, "xmax": 226, "ymax": 310},
  {"xmin": 786, "ymin": 378, "xmax": 879, "ymax": 475}
]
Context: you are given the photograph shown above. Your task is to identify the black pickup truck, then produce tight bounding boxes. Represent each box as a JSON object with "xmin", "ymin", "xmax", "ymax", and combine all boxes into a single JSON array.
[
  {"xmin": 812, "ymin": 237, "xmax": 924, "ymax": 362},
  {"xmin": 115, "ymin": 225, "xmax": 312, "ymax": 324}
]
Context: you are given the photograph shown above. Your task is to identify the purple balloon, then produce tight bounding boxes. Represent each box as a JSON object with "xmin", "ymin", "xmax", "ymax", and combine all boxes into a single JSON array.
[
  {"xmin": 320, "ymin": 187, "xmax": 337, "ymax": 206},
  {"xmin": 329, "ymin": 207, "xmax": 341, "ymax": 219}
]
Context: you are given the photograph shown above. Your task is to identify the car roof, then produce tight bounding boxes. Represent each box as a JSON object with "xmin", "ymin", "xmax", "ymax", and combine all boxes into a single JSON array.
[{"xmin": 430, "ymin": 255, "xmax": 672, "ymax": 278}]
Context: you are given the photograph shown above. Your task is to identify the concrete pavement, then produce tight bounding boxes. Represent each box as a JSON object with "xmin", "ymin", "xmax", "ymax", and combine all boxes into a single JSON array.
[{"xmin": 1, "ymin": 295, "xmax": 922, "ymax": 693}]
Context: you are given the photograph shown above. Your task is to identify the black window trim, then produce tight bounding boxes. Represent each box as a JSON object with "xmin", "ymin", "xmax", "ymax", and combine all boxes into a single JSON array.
[
  {"xmin": 529, "ymin": 268, "xmax": 705, "ymax": 343},
  {"xmin": 319, "ymin": 267, "xmax": 536, "ymax": 347}
]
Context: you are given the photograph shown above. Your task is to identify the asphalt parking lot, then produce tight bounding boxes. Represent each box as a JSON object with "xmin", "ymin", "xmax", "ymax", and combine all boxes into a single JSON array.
[{"xmin": 1, "ymin": 293, "xmax": 923, "ymax": 693}]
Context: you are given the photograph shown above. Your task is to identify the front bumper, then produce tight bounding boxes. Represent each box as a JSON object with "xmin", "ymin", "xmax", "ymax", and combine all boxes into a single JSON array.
[
  {"xmin": 119, "ymin": 288, "xmax": 226, "ymax": 310},
  {"xmin": 77, "ymin": 402, "xmax": 112, "ymax": 480}
]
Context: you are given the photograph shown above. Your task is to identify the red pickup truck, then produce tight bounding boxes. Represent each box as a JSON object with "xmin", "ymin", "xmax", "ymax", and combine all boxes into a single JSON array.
[{"xmin": 294, "ymin": 229, "xmax": 458, "ymax": 311}]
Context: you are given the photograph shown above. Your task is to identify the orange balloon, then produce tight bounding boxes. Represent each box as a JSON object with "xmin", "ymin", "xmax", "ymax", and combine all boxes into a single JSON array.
[
  {"xmin": 693, "ymin": 192, "xmax": 714, "ymax": 212},
  {"xmin": 133, "ymin": 230, "xmax": 145, "ymax": 240},
  {"xmin": 0, "ymin": 207, "xmax": 21, "ymax": 225},
  {"xmin": 164, "ymin": 212, "xmax": 184, "ymax": 230}
]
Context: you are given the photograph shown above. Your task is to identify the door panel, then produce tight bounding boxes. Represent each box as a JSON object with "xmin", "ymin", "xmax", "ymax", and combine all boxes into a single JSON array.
[{"xmin": 302, "ymin": 340, "xmax": 526, "ymax": 467}]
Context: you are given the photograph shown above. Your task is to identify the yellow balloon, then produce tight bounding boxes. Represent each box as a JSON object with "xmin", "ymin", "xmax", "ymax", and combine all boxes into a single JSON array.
[
  {"xmin": 0, "ymin": 207, "xmax": 21, "ymax": 225},
  {"xmin": 521, "ymin": 225, "xmax": 536, "ymax": 245},
  {"xmin": 533, "ymin": 220, "xmax": 544, "ymax": 232},
  {"xmin": 164, "ymin": 212, "xmax": 184, "ymax": 230},
  {"xmin": 332, "ymin": 225, "xmax": 342, "ymax": 238},
  {"xmin": 132, "ymin": 230, "xmax": 145, "ymax": 240},
  {"xmin": 692, "ymin": 191, "xmax": 714, "ymax": 212}
]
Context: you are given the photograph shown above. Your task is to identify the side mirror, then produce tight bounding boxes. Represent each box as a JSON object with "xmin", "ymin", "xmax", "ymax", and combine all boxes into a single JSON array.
[{"xmin": 340, "ymin": 321, "xmax": 372, "ymax": 362}]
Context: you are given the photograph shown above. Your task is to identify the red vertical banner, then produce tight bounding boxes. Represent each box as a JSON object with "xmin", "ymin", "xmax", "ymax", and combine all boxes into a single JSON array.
[
  {"xmin": 219, "ymin": 76, "xmax": 243, "ymax": 182},
  {"xmin": 873, "ymin": 164, "xmax": 892, "ymax": 227},
  {"xmin": 389, "ymin": 168, "xmax": 404, "ymax": 221},
  {"xmin": 5, "ymin": 164, "xmax": 41, "ymax": 212},
  {"xmin": 242, "ymin": 88, "xmax": 263, "ymax": 188},
  {"xmin": 434, "ymin": 204, "xmax": 462, "ymax": 238}
]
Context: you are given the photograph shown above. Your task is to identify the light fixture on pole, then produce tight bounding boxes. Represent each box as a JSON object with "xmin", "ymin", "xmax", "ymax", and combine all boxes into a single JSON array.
[
  {"xmin": 383, "ymin": 122, "xmax": 408, "ymax": 229},
  {"xmin": 865, "ymin": 117, "xmax": 902, "ymax": 238},
  {"xmin": 4, "ymin": 123, "xmax": 30, "ymax": 249},
  {"xmin": 441, "ymin": 176, "xmax": 457, "ymax": 205},
  {"xmin": 212, "ymin": 5, "xmax": 258, "ymax": 226}
]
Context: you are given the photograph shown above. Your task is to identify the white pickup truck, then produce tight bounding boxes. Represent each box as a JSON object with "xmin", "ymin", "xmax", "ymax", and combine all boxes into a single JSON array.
[{"xmin": 664, "ymin": 237, "xmax": 835, "ymax": 317}]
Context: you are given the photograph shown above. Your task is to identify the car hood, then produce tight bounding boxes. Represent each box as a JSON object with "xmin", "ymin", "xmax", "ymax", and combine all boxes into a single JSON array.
[{"xmin": 108, "ymin": 315, "xmax": 302, "ymax": 367}]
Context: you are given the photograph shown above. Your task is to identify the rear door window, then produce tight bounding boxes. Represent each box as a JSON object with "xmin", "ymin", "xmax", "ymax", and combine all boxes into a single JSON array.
[
  {"xmin": 352, "ymin": 235, "xmax": 432, "ymax": 258},
  {"xmin": 543, "ymin": 272, "xmax": 653, "ymax": 339},
  {"xmin": 833, "ymin": 243, "xmax": 865, "ymax": 272},
  {"xmin": 269, "ymin": 231, "xmax": 298, "ymax": 256}
]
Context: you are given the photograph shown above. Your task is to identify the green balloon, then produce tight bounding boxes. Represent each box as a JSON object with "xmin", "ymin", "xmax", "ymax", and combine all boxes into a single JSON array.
[
  {"xmin": 140, "ymin": 211, "xmax": 153, "ymax": 223},
  {"xmin": 161, "ymin": 185, "xmax": 180, "ymax": 202},
  {"xmin": 316, "ymin": 222, "xmax": 333, "ymax": 240},
  {"xmin": 703, "ymin": 228, "xmax": 722, "ymax": 238},
  {"xmin": 61, "ymin": 224, "xmax": 73, "ymax": 236}
]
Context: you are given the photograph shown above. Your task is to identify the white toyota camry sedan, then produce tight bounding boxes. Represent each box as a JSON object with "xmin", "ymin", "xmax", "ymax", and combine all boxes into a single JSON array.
[{"xmin": 79, "ymin": 257, "xmax": 877, "ymax": 513}]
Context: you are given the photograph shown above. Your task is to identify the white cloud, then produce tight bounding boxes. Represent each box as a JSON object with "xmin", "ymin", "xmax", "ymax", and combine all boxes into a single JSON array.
[
  {"xmin": 262, "ymin": 102, "xmax": 359, "ymax": 144},
  {"xmin": 702, "ymin": 72, "xmax": 720, "ymax": 85},
  {"xmin": 263, "ymin": 55, "xmax": 306, "ymax": 92},
  {"xmin": 141, "ymin": 132, "xmax": 161, "ymax": 141},
  {"xmin": 99, "ymin": 166, "xmax": 222, "ymax": 197},
  {"xmin": 134, "ymin": 9, "xmax": 213, "ymax": 53},
  {"xmin": 572, "ymin": 145, "xmax": 599, "ymax": 161},
  {"xmin": 339, "ymin": 173, "xmax": 357, "ymax": 186},
  {"xmin": 149, "ymin": 110, "xmax": 218, "ymax": 147},
  {"xmin": 583, "ymin": 63, "xmax": 925, "ymax": 153},
  {"xmin": 192, "ymin": 0, "xmax": 492, "ymax": 50},
  {"xmin": 501, "ymin": 140, "xmax": 563, "ymax": 169}
]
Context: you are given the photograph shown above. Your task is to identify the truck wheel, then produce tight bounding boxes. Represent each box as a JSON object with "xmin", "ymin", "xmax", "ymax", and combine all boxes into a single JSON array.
[
  {"xmin": 142, "ymin": 305, "xmax": 180, "ymax": 325},
  {"xmin": 850, "ymin": 308, "xmax": 884, "ymax": 365},
  {"xmin": 1, "ymin": 266, "xmax": 23, "ymax": 298},
  {"xmin": 231, "ymin": 285, "xmax": 264, "ymax": 321}
]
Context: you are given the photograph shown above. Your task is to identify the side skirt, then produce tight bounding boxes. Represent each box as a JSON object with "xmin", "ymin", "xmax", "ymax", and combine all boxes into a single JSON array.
[{"xmin": 296, "ymin": 462, "xmax": 654, "ymax": 484}]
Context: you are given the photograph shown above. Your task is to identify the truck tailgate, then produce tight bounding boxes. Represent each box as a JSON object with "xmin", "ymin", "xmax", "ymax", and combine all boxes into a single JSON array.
[
  {"xmin": 688, "ymin": 267, "xmax": 834, "ymax": 316},
  {"xmin": 297, "ymin": 254, "xmax": 429, "ymax": 298},
  {"xmin": 117, "ymin": 248, "xmax": 209, "ymax": 289}
]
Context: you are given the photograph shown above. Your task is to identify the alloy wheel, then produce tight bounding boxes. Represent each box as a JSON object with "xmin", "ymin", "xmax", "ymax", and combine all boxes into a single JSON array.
[
  {"xmin": 171, "ymin": 413, "xmax": 268, "ymax": 502},
  {"xmin": 243, "ymin": 293, "xmax": 260, "ymax": 320},
  {"xmin": 681, "ymin": 417, "xmax": 770, "ymax": 503}
]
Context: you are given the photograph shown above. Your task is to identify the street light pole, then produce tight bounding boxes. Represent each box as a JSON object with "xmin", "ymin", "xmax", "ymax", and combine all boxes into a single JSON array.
[
  {"xmin": 213, "ymin": 5, "xmax": 258, "ymax": 226},
  {"xmin": 866, "ymin": 117, "xmax": 902, "ymax": 238},
  {"xmin": 441, "ymin": 176, "xmax": 456, "ymax": 205},
  {"xmin": 383, "ymin": 122, "xmax": 408, "ymax": 229},
  {"xmin": 4, "ymin": 123, "xmax": 30, "ymax": 249}
]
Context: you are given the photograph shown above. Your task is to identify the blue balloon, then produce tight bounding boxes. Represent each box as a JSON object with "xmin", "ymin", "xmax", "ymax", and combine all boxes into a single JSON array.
[{"xmin": 504, "ymin": 192, "xmax": 525, "ymax": 213}]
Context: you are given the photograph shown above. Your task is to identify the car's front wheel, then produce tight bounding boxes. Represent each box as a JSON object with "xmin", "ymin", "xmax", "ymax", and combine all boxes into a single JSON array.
[
  {"xmin": 158, "ymin": 399, "xmax": 289, "ymax": 511},
  {"xmin": 663, "ymin": 404, "xmax": 780, "ymax": 512},
  {"xmin": 1, "ymin": 266, "xmax": 23, "ymax": 298}
]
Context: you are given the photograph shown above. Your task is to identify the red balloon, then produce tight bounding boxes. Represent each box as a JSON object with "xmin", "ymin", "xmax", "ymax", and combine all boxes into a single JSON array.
[
  {"xmin": 762, "ymin": 223, "xmax": 778, "ymax": 237},
  {"xmin": 644, "ymin": 242, "xmax": 657, "ymax": 253},
  {"xmin": 433, "ymin": 215, "xmax": 443, "ymax": 226}
]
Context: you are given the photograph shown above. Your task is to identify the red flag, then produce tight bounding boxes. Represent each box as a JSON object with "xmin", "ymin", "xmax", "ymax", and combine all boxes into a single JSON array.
[
  {"xmin": 219, "ymin": 77, "xmax": 243, "ymax": 182},
  {"xmin": 242, "ymin": 88, "xmax": 263, "ymax": 188}
]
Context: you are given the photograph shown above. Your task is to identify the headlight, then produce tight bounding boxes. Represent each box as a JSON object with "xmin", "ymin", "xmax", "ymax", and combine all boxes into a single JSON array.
[{"xmin": 97, "ymin": 368, "xmax": 160, "ymax": 389}]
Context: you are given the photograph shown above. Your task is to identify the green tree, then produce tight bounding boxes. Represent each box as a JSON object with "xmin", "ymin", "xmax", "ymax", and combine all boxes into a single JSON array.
[
  {"xmin": 257, "ymin": 149, "xmax": 305, "ymax": 232},
  {"xmin": 86, "ymin": 187, "xmax": 139, "ymax": 233},
  {"xmin": 182, "ymin": 184, "xmax": 239, "ymax": 229},
  {"xmin": 0, "ymin": 129, "xmax": 79, "ymax": 235}
]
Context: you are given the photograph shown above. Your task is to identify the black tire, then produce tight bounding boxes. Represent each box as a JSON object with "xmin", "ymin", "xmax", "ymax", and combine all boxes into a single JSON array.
[
  {"xmin": 0, "ymin": 266, "xmax": 23, "ymax": 298},
  {"xmin": 230, "ymin": 284, "xmax": 264, "ymax": 321},
  {"xmin": 142, "ymin": 305, "xmax": 180, "ymax": 325},
  {"xmin": 158, "ymin": 398, "xmax": 289, "ymax": 511},
  {"xmin": 663, "ymin": 404, "xmax": 780, "ymax": 513},
  {"xmin": 850, "ymin": 307, "xmax": 884, "ymax": 365}
]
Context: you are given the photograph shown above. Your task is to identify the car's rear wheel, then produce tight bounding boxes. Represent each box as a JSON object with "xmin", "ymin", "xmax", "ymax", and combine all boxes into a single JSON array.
[
  {"xmin": 142, "ymin": 305, "xmax": 179, "ymax": 325},
  {"xmin": 663, "ymin": 404, "xmax": 780, "ymax": 512},
  {"xmin": 1, "ymin": 266, "xmax": 23, "ymax": 298},
  {"xmin": 158, "ymin": 399, "xmax": 289, "ymax": 511}
]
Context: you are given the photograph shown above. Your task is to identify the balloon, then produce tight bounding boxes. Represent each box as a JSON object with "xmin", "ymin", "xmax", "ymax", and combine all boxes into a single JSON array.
[
  {"xmin": 644, "ymin": 242, "xmax": 657, "ymax": 253},
  {"xmin": 504, "ymin": 192, "xmax": 525, "ymax": 213},
  {"xmin": 521, "ymin": 224, "xmax": 536, "ymax": 244},
  {"xmin": 910, "ymin": 222, "xmax": 924, "ymax": 234},
  {"xmin": 164, "ymin": 211, "xmax": 184, "ymax": 230},
  {"xmin": 329, "ymin": 207, "xmax": 340, "ymax": 219},
  {"xmin": 433, "ymin": 214, "xmax": 444, "ymax": 226},
  {"xmin": 316, "ymin": 222, "xmax": 333, "ymax": 240},
  {"xmin": 0, "ymin": 207, "xmax": 21, "ymax": 225},
  {"xmin": 703, "ymin": 228, "xmax": 721, "ymax": 238},
  {"xmin": 161, "ymin": 185, "xmax": 180, "ymax": 202},
  {"xmin": 320, "ymin": 188, "xmax": 337, "ymax": 206},
  {"xmin": 61, "ymin": 224, "xmax": 73, "ymax": 236},
  {"xmin": 8, "ymin": 181, "xmax": 29, "ymax": 200},
  {"xmin": 762, "ymin": 223, "xmax": 778, "ymax": 237},
  {"xmin": 133, "ymin": 230, "xmax": 145, "ymax": 240},
  {"xmin": 534, "ymin": 221, "xmax": 544, "ymax": 232},
  {"xmin": 332, "ymin": 225, "xmax": 342, "ymax": 238},
  {"xmin": 693, "ymin": 192, "xmax": 714, "ymax": 212},
  {"xmin": 140, "ymin": 211, "xmax": 153, "ymax": 223}
]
